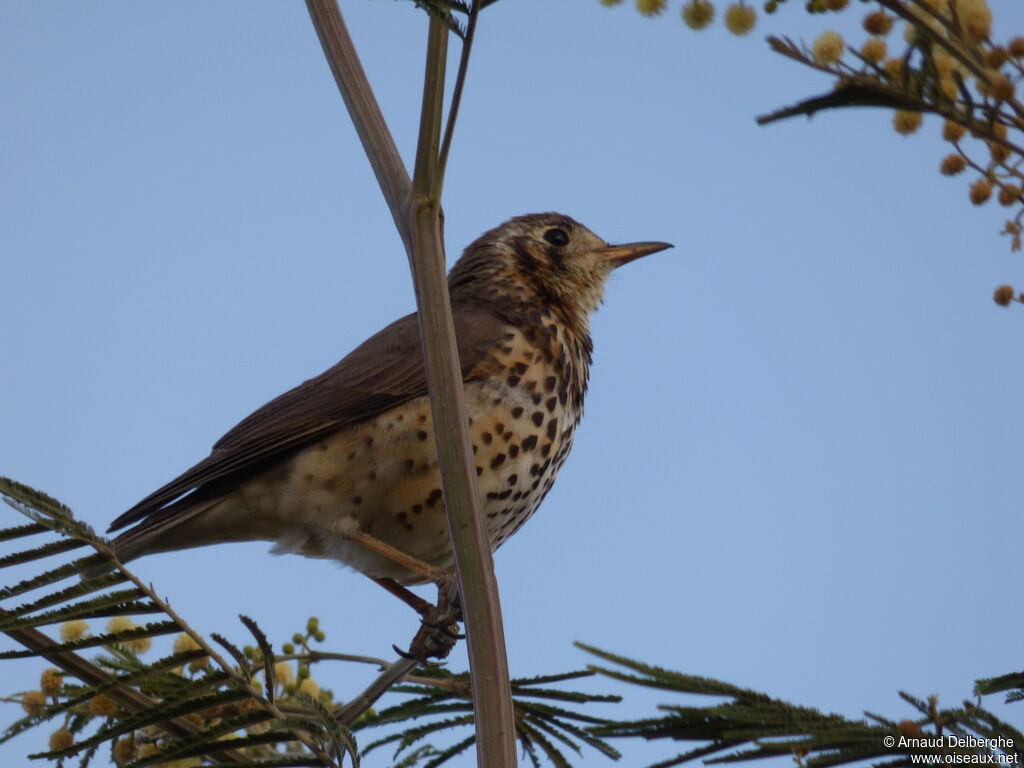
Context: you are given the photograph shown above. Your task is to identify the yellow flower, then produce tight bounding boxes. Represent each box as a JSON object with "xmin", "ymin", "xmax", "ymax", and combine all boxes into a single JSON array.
[
  {"xmin": 860, "ymin": 38, "xmax": 887, "ymax": 64},
  {"xmin": 940, "ymin": 154, "xmax": 966, "ymax": 176},
  {"xmin": 40, "ymin": 668, "xmax": 63, "ymax": 695},
  {"xmin": 49, "ymin": 728, "xmax": 74, "ymax": 751},
  {"xmin": 60, "ymin": 620, "xmax": 89, "ymax": 643},
  {"xmin": 89, "ymin": 695, "xmax": 117, "ymax": 717},
  {"xmin": 884, "ymin": 58, "xmax": 902, "ymax": 80},
  {"xmin": 989, "ymin": 72, "xmax": 1014, "ymax": 101},
  {"xmin": 892, "ymin": 110, "xmax": 923, "ymax": 135},
  {"xmin": 636, "ymin": 0, "xmax": 667, "ymax": 15},
  {"xmin": 274, "ymin": 660, "xmax": 295, "ymax": 687},
  {"xmin": 993, "ymin": 285, "xmax": 1016, "ymax": 306},
  {"xmin": 107, "ymin": 617, "xmax": 135, "ymax": 634},
  {"xmin": 298, "ymin": 677, "xmax": 320, "ymax": 698},
  {"xmin": 863, "ymin": 11, "xmax": 893, "ymax": 36},
  {"xmin": 942, "ymin": 120, "xmax": 966, "ymax": 142},
  {"xmin": 953, "ymin": 0, "xmax": 992, "ymax": 44},
  {"xmin": 1010, "ymin": 37, "xmax": 1024, "ymax": 58},
  {"xmin": 682, "ymin": 0, "xmax": 715, "ymax": 29},
  {"xmin": 173, "ymin": 632, "xmax": 202, "ymax": 654},
  {"xmin": 21, "ymin": 690, "xmax": 47, "ymax": 716},
  {"xmin": 724, "ymin": 3, "xmax": 756, "ymax": 35},
  {"xmin": 812, "ymin": 31, "xmax": 845, "ymax": 65},
  {"xmin": 998, "ymin": 186, "xmax": 1021, "ymax": 207},
  {"xmin": 970, "ymin": 179, "xmax": 993, "ymax": 205},
  {"xmin": 113, "ymin": 738, "xmax": 135, "ymax": 764}
]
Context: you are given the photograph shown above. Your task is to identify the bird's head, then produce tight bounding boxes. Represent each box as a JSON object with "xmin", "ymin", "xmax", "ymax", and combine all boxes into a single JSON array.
[{"xmin": 448, "ymin": 212, "xmax": 672, "ymax": 330}]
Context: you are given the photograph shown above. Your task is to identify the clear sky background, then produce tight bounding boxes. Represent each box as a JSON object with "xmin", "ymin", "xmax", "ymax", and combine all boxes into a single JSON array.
[{"xmin": 2, "ymin": 1, "xmax": 1023, "ymax": 766}]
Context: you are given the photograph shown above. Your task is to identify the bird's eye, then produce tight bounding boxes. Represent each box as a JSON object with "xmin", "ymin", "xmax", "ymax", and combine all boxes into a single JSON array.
[{"xmin": 543, "ymin": 228, "xmax": 570, "ymax": 246}]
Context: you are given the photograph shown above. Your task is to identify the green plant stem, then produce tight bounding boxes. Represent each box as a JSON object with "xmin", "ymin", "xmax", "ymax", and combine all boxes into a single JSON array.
[
  {"xmin": 407, "ymin": 15, "xmax": 517, "ymax": 767},
  {"xmin": 304, "ymin": 3, "xmax": 516, "ymax": 761}
]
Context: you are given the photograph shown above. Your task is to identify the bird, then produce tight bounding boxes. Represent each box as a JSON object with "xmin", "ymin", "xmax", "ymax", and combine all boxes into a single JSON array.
[{"xmin": 105, "ymin": 213, "xmax": 671, "ymax": 588}]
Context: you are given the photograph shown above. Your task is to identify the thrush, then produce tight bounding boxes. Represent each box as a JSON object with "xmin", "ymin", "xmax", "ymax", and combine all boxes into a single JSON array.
[{"xmin": 106, "ymin": 213, "xmax": 670, "ymax": 586}]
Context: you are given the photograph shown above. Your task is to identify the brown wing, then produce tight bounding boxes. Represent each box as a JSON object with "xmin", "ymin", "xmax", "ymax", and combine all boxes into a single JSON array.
[{"xmin": 108, "ymin": 303, "xmax": 509, "ymax": 532}]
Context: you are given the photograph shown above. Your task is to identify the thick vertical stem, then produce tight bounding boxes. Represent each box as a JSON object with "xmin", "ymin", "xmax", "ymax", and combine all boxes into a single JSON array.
[
  {"xmin": 305, "ymin": 3, "xmax": 517, "ymax": 763},
  {"xmin": 407, "ymin": 17, "xmax": 517, "ymax": 767}
]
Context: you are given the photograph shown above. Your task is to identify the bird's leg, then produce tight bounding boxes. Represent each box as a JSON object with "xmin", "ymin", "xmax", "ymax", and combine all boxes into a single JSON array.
[
  {"xmin": 346, "ymin": 531, "xmax": 463, "ymax": 661},
  {"xmin": 345, "ymin": 530, "xmax": 449, "ymax": 584},
  {"xmin": 370, "ymin": 577, "xmax": 434, "ymax": 616}
]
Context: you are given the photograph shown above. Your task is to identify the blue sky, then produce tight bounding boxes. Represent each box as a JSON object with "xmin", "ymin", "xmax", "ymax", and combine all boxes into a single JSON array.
[{"xmin": 2, "ymin": 1, "xmax": 1023, "ymax": 766}]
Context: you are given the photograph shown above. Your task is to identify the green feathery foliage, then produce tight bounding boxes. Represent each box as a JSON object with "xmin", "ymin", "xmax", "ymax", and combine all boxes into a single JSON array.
[
  {"xmin": 355, "ymin": 667, "xmax": 621, "ymax": 767},
  {"xmin": 578, "ymin": 644, "xmax": 1024, "ymax": 768}
]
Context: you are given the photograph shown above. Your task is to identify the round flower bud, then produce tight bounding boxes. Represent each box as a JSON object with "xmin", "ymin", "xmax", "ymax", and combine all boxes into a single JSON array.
[
  {"xmin": 861, "ymin": 37, "xmax": 887, "ymax": 64},
  {"xmin": 940, "ymin": 154, "xmax": 967, "ymax": 175},
  {"xmin": 813, "ymin": 31, "xmax": 845, "ymax": 65},
  {"xmin": 938, "ymin": 77, "xmax": 958, "ymax": 100},
  {"xmin": 993, "ymin": 285, "xmax": 1016, "ymax": 306},
  {"xmin": 682, "ymin": 0, "xmax": 715, "ymax": 29},
  {"xmin": 969, "ymin": 179, "xmax": 993, "ymax": 205},
  {"xmin": 864, "ymin": 11, "xmax": 893, "ymax": 36},
  {"xmin": 825, "ymin": 0, "xmax": 848, "ymax": 9},
  {"xmin": 60, "ymin": 620, "xmax": 89, "ymax": 643},
  {"xmin": 725, "ymin": 3, "xmax": 757, "ymax": 35},
  {"xmin": 943, "ymin": 120, "xmax": 966, "ymax": 142},
  {"xmin": 1009, "ymin": 37, "xmax": 1024, "ymax": 58},
  {"xmin": 21, "ymin": 690, "xmax": 47, "ymax": 716},
  {"xmin": 884, "ymin": 58, "xmax": 902, "ymax": 80},
  {"xmin": 40, "ymin": 669, "xmax": 64, "ymax": 695},
  {"xmin": 636, "ymin": 0, "xmax": 667, "ymax": 15},
  {"xmin": 893, "ymin": 110, "xmax": 923, "ymax": 135},
  {"xmin": 282, "ymin": 642, "xmax": 295, "ymax": 654},
  {"xmin": 49, "ymin": 728, "xmax": 74, "ymax": 752},
  {"xmin": 990, "ymin": 141, "xmax": 1011, "ymax": 164}
]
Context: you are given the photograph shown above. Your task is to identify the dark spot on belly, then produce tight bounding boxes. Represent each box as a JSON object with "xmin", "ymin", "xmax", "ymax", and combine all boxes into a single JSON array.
[
  {"xmin": 546, "ymin": 420, "xmax": 558, "ymax": 440},
  {"xmin": 416, "ymin": 430, "xmax": 428, "ymax": 441},
  {"xmin": 511, "ymin": 407, "xmax": 524, "ymax": 419},
  {"xmin": 521, "ymin": 435, "xmax": 538, "ymax": 452},
  {"xmin": 396, "ymin": 414, "xmax": 404, "ymax": 422},
  {"xmin": 482, "ymin": 431, "xmax": 493, "ymax": 445},
  {"xmin": 507, "ymin": 473, "xmax": 518, "ymax": 486},
  {"xmin": 418, "ymin": 414, "xmax": 427, "ymax": 423},
  {"xmin": 495, "ymin": 422, "xmax": 505, "ymax": 433},
  {"xmin": 486, "ymin": 489, "xmax": 513, "ymax": 500},
  {"xmin": 559, "ymin": 391, "xmax": 568, "ymax": 406},
  {"xmin": 531, "ymin": 411, "xmax": 544, "ymax": 427},
  {"xmin": 490, "ymin": 453, "xmax": 507, "ymax": 469},
  {"xmin": 364, "ymin": 436, "xmax": 373, "ymax": 448},
  {"xmin": 531, "ymin": 392, "xmax": 543, "ymax": 405},
  {"xmin": 503, "ymin": 431, "xmax": 513, "ymax": 442},
  {"xmin": 541, "ymin": 443, "xmax": 552, "ymax": 458},
  {"xmin": 544, "ymin": 376, "xmax": 556, "ymax": 392},
  {"xmin": 509, "ymin": 444, "xmax": 520, "ymax": 458},
  {"xmin": 352, "ymin": 496, "xmax": 362, "ymax": 505},
  {"xmin": 403, "ymin": 523, "xmax": 414, "ymax": 532},
  {"xmin": 514, "ymin": 362, "xmax": 529, "ymax": 375},
  {"xmin": 545, "ymin": 397, "xmax": 557, "ymax": 412},
  {"xmin": 507, "ymin": 375, "xmax": 521, "ymax": 387},
  {"xmin": 476, "ymin": 466, "xmax": 483, "ymax": 476},
  {"xmin": 368, "ymin": 471, "xmax": 378, "ymax": 481},
  {"xmin": 412, "ymin": 504, "xmax": 423, "ymax": 514},
  {"xmin": 396, "ymin": 512, "xmax": 407, "ymax": 522},
  {"xmin": 404, "ymin": 458, "xmax": 415, "ymax": 471},
  {"xmin": 426, "ymin": 488, "xmax": 443, "ymax": 507},
  {"xmin": 525, "ymin": 380, "xmax": 538, "ymax": 392}
]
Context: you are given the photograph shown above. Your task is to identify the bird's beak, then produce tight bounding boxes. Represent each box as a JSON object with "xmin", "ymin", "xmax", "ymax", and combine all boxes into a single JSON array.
[{"xmin": 598, "ymin": 241, "xmax": 674, "ymax": 268}]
